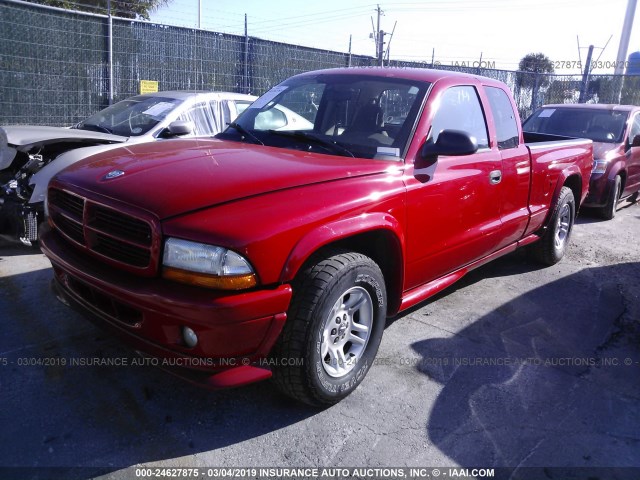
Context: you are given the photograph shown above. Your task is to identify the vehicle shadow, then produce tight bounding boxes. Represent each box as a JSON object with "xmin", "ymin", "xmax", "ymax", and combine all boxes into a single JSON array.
[
  {"xmin": 0, "ymin": 243, "xmax": 42, "ymax": 257},
  {"xmin": 577, "ymin": 198, "xmax": 639, "ymax": 224},
  {"xmin": 388, "ymin": 249, "xmax": 544, "ymax": 325},
  {"xmin": 411, "ymin": 262, "xmax": 640, "ymax": 478},
  {"xmin": 0, "ymin": 267, "xmax": 317, "ymax": 479}
]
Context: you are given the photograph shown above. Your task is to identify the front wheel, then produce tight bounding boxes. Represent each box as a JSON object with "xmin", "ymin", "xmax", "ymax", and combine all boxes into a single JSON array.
[
  {"xmin": 271, "ymin": 251, "xmax": 387, "ymax": 406},
  {"xmin": 600, "ymin": 175, "xmax": 621, "ymax": 220},
  {"xmin": 530, "ymin": 186, "xmax": 575, "ymax": 266}
]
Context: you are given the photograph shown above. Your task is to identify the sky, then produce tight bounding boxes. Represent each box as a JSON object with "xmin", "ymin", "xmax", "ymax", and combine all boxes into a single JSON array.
[{"xmin": 149, "ymin": 0, "xmax": 639, "ymax": 75}]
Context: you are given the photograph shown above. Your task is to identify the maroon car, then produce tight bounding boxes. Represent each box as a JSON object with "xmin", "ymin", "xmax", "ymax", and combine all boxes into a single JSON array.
[{"xmin": 524, "ymin": 104, "xmax": 640, "ymax": 219}]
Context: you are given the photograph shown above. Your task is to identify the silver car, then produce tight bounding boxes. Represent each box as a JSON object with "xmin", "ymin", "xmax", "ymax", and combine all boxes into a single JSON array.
[{"xmin": 0, "ymin": 91, "xmax": 258, "ymax": 245}]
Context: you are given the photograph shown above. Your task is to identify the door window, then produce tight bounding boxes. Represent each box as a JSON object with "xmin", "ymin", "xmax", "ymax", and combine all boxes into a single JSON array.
[
  {"xmin": 430, "ymin": 86, "xmax": 489, "ymax": 149},
  {"xmin": 628, "ymin": 113, "xmax": 640, "ymax": 146},
  {"xmin": 235, "ymin": 101, "xmax": 252, "ymax": 116},
  {"xmin": 216, "ymin": 100, "xmax": 231, "ymax": 127},
  {"xmin": 484, "ymin": 86, "xmax": 519, "ymax": 149},
  {"xmin": 255, "ymin": 107, "xmax": 288, "ymax": 130},
  {"xmin": 179, "ymin": 102, "xmax": 219, "ymax": 136}
]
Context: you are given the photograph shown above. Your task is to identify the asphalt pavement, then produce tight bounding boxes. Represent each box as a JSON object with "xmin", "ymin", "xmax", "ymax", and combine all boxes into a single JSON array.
[{"xmin": 0, "ymin": 201, "xmax": 639, "ymax": 480}]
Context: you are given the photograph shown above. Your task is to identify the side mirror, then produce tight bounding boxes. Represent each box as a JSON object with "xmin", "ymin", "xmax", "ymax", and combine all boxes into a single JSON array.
[
  {"xmin": 421, "ymin": 129, "xmax": 479, "ymax": 160},
  {"xmin": 167, "ymin": 120, "xmax": 194, "ymax": 136}
]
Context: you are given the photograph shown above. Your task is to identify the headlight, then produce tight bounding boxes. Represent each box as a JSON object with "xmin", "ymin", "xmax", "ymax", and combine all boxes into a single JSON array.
[
  {"xmin": 592, "ymin": 159, "xmax": 608, "ymax": 174},
  {"xmin": 162, "ymin": 238, "xmax": 256, "ymax": 290}
]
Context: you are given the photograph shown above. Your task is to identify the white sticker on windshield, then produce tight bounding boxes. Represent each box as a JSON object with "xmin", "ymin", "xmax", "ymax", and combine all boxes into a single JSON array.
[
  {"xmin": 408, "ymin": 86, "xmax": 419, "ymax": 95},
  {"xmin": 538, "ymin": 109, "xmax": 556, "ymax": 118},
  {"xmin": 143, "ymin": 102, "xmax": 175, "ymax": 117},
  {"xmin": 250, "ymin": 86, "xmax": 289, "ymax": 109},
  {"xmin": 377, "ymin": 147, "xmax": 400, "ymax": 157}
]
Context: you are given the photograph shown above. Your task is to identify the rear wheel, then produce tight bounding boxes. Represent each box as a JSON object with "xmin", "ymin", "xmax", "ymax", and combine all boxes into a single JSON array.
[
  {"xmin": 600, "ymin": 175, "xmax": 621, "ymax": 220},
  {"xmin": 271, "ymin": 250, "xmax": 387, "ymax": 406},
  {"xmin": 530, "ymin": 186, "xmax": 575, "ymax": 266}
]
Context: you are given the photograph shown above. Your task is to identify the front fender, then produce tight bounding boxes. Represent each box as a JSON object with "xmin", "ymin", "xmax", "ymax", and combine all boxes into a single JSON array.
[
  {"xmin": 606, "ymin": 157, "xmax": 627, "ymax": 185},
  {"xmin": 280, "ymin": 212, "xmax": 405, "ymax": 283},
  {"xmin": 0, "ymin": 127, "xmax": 17, "ymax": 170}
]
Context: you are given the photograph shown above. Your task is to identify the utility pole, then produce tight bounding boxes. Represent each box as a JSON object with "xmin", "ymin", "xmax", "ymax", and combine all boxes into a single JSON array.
[
  {"xmin": 384, "ymin": 21, "xmax": 397, "ymax": 64},
  {"xmin": 579, "ymin": 45, "xmax": 595, "ymax": 103},
  {"xmin": 371, "ymin": 4, "xmax": 396, "ymax": 65},
  {"xmin": 198, "ymin": 0, "xmax": 202, "ymax": 29},
  {"xmin": 376, "ymin": 4, "xmax": 383, "ymax": 56},
  {"xmin": 615, "ymin": 0, "xmax": 637, "ymax": 75},
  {"xmin": 578, "ymin": 38, "xmax": 613, "ymax": 101},
  {"xmin": 577, "ymin": 36, "xmax": 583, "ymax": 72},
  {"xmin": 371, "ymin": 4, "xmax": 384, "ymax": 62},
  {"xmin": 348, "ymin": 35, "xmax": 352, "ymax": 67}
]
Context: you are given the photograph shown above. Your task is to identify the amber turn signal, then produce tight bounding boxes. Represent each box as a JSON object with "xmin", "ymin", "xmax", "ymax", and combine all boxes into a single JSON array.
[{"xmin": 163, "ymin": 266, "xmax": 257, "ymax": 290}]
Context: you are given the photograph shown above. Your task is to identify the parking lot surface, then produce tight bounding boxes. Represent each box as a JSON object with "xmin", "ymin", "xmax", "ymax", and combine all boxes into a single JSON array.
[{"xmin": 1, "ymin": 201, "xmax": 639, "ymax": 479}]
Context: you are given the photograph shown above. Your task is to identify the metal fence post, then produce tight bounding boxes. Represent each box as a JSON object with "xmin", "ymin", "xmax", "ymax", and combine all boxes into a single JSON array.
[
  {"xmin": 243, "ymin": 14, "xmax": 249, "ymax": 94},
  {"xmin": 530, "ymin": 74, "xmax": 539, "ymax": 112},
  {"xmin": 107, "ymin": 0, "xmax": 113, "ymax": 105}
]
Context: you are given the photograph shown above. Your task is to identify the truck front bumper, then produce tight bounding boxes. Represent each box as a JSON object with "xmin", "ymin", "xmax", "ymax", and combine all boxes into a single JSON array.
[{"xmin": 40, "ymin": 227, "xmax": 293, "ymax": 388}]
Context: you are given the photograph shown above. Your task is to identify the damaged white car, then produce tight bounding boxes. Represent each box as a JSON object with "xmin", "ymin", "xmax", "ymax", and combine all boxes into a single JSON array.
[{"xmin": 0, "ymin": 91, "xmax": 259, "ymax": 246}]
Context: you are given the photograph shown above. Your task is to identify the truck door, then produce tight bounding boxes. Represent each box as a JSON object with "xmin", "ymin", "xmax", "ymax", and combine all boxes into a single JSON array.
[
  {"xmin": 483, "ymin": 85, "xmax": 531, "ymax": 247},
  {"xmin": 404, "ymin": 85, "xmax": 503, "ymax": 290}
]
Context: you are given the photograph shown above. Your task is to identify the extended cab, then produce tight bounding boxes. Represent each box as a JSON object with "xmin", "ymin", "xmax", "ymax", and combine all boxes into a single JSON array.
[
  {"xmin": 524, "ymin": 104, "xmax": 640, "ymax": 219},
  {"xmin": 40, "ymin": 68, "xmax": 593, "ymax": 406}
]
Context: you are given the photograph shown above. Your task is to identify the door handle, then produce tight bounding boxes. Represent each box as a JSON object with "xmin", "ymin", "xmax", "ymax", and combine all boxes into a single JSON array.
[{"xmin": 489, "ymin": 170, "xmax": 502, "ymax": 185}]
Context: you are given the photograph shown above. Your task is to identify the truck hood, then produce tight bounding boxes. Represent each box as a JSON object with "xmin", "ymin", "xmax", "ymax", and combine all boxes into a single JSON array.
[
  {"xmin": 3, "ymin": 125, "xmax": 127, "ymax": 149},
  {"xmin": 55, "ymin": 138, "xmax": 397, "ymax": 220}
]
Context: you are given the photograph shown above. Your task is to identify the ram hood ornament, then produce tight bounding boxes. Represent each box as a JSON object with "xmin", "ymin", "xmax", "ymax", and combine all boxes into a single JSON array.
[{"xmin": 103, "ymin": 169, "xmax": 125, "ymax": 180}]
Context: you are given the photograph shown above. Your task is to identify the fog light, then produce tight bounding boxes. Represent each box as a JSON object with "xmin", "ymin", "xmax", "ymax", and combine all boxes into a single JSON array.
[{"xmin": 182, "ymin": 327, "xmax": 198, "ymax": 348}]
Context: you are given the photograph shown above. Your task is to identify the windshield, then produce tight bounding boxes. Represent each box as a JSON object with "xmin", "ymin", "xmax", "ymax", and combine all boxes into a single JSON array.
[
  {"xmin": 523, "ymin": 107, "xmax": 629, "ymax": 143},
  {"xmin": 76, "ymin": 96, "xmax": 183, "ymax": 137},
  {"xmin": 217, "ymin": 74, "xmax": 430, "ymax": 160}
]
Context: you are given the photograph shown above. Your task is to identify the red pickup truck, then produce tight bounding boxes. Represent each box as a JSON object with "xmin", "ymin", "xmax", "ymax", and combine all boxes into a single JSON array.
[
  {"xmin": 524, "ymin": 104, "xmax": 640, "ymax": 219},
  {"xmin": 40, "ymin": 68, "xmax": 593, "ymax": 406}
]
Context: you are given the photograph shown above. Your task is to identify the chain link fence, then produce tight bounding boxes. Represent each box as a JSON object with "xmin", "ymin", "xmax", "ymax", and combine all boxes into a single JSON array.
[{"xmin": 2, "ymin": 0, "xmax": 640, "ymax": 126}]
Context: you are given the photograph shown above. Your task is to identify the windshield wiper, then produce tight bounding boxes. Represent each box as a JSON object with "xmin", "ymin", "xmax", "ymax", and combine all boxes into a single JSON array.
[
  {"xmin": 268, "ymin": 130, "xmax": 354, "ymax": 157},
  {"xmin": 227, "ymin": 122, "xmax": 264, "ymax": 145},
  {"xmin": 77, "ymin": 123, "xmax": 114, "ymax": 134}
]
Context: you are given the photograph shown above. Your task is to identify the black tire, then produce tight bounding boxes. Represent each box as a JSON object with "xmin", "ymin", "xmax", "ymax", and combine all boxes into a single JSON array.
[
  {"xmin": 600, "ymin": 175, "xmax": 621, "ymax": 220},
  {"xmin": 271, "ymin": 250, "xmax": 387, "ymax": 406},
  {"xmin": 530, "ymin": 186, "xmax": 575, "ymax": 266}
]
